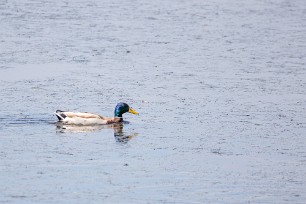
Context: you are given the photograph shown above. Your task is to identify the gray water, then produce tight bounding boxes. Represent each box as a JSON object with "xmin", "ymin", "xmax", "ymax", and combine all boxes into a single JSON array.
[{"xmin": 1, "ymin": 0, "xmax": 306, "ymax": 203}]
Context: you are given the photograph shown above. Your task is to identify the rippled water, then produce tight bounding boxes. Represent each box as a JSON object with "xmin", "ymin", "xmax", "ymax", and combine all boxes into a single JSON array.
[{"xmin": 1, "ymin": 0, "xmax": 306, "ymax": 203}]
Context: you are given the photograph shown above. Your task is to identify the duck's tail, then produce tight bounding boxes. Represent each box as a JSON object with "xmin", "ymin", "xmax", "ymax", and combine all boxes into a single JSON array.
[{"xmin": 55, "ymin": 110, "xmax": 67, "ymax": 121}]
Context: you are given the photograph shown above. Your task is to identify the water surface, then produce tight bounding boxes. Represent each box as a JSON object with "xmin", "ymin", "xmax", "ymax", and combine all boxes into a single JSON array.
[{"xmin": 0, "ymin": 0, "xmax": 306, "ymax": 203}]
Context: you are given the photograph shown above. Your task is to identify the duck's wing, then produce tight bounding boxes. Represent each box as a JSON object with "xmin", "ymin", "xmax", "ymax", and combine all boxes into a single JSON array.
[
  {"xmin": 63, "ymin": 112, "xmax": 105, "ymax": 119},
  {"xmin": 55, "ymin": 110, "xmax": 105, "ymax": 121}
]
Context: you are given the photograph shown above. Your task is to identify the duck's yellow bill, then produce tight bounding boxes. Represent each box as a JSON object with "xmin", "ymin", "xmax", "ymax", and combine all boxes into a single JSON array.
[{"xmin": 128, "ymin": 107, "xmax": 139, "ymax": 115}]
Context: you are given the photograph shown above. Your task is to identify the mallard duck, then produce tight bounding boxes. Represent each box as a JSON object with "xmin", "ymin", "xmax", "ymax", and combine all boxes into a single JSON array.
[{"xmin": 55, "ymin": 102, "xmax": 138, "ymax": 125}]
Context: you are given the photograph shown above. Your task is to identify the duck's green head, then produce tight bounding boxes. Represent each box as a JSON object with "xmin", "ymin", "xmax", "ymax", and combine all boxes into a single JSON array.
[{"xmin": 114, "ymin": 102, "xmax": 139, "ymax": 117}]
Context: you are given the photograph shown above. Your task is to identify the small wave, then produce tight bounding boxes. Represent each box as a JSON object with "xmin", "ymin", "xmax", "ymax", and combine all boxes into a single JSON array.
[{"xmin": 0, "ymin": 116, "xmax": 55, "ymax": 126}]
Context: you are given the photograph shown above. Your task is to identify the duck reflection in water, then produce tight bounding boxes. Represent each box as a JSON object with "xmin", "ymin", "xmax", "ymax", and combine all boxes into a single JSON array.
[{"xmin": 56, "ymin": 122, "xmax": 138, "ymax": 143}]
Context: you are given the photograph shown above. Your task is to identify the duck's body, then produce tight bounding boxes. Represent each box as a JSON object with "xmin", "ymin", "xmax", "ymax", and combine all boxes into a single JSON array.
[{"xmin": 55, "ymin": 102, "xmax": 138, "ymax": 125}]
